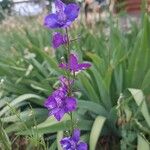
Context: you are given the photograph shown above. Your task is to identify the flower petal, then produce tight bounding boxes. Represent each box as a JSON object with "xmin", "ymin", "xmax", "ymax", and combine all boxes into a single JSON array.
[
  {"xmin": 77, "ymin": 142, "xmax": 88, "ymax": 150},
  {"xmin": 78, "ymin": 63, "xmax": 91, "ymax": 70},
  {"xmin": 50, "ymin": 107, "xmax": 60, "ymax": 115},
  {"xmin": 65, "ymin": 97, "xmax": 77, "ymax": 112},
  {"xmin": 44, "ymin": 96, "xmax": 57, "ymax": 109},
  {"xmin": 55, "ymin": 0, "xmax": 66, "ymax": 12},
  {"xmin": 59, "ymin": 63, "xmax": 68, "ymax": 70},
  {"xmin": 53, "ymin": 90, "xmax": 66, "ymax": 101},
  {"xmin": 54, "ymin": 109, "xmax": 65, "ymax": 121},
  {"xmin": 72, "ymin": 129, "xmax": 80, "ymax": 142},
  {"xmin": 44, "ymin": 13, "xmax": 59, "ymax": 29},
  {"xmin": 52, "ymin": 32, "xmax": 67, "ymax": 48},
  {"xmin": 64, "ymin": 4, "xmax": 80, "ymax": 21},
  {"xmin": 69, "ymin": 54, "xmax": 79, "ymax": 71},
  {"xmin": 60, "ymin": 137, "xmax": 71, "ymax": 149}
]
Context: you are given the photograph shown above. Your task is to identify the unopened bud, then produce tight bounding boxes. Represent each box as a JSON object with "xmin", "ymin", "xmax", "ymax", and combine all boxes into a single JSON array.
[{"xmin": 61, "ymin": 57, "xmax": 65, "ymax": 63}]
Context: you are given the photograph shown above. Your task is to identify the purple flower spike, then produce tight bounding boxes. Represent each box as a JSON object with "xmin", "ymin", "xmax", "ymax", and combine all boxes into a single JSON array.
[
  {"xmin": 59, "ymin": 53, "xmax": 91, "ymax": 72},
  {"xmin": 60, "ymin": 129, "xmax": 88, "ymax": 150},
  {"xmin": 52, "ymin": 32, "xmax": 67, "ymax": 48},
  {"xmin": 44, "ymin": 0, "xmax": 80, "ymax": 29}
]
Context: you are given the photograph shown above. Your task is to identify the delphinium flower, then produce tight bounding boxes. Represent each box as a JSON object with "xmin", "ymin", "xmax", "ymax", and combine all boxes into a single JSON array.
[
  {"xmin": 60, "ymin": 129, "xmax": 88, "ymax": 150},
  {"xmin": 44, "ymin": 76, "xmax": 77, "ymax": 121},
  {"xmin": 59, "ymin": 53, "xmax": 91, "ymax": 72},
  {"xmin": 44, "ymin": 0, "xmax": 90, "ymax": 149},
  {"xmin": 44, "ymin": 0, "xmax": 80, "ymax": 29}
]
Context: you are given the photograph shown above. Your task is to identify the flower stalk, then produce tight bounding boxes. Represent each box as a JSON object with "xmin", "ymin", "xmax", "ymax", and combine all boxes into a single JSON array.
[{"xmin": 43, "ymin": 0, "xmax": 91, "ymax": 149}]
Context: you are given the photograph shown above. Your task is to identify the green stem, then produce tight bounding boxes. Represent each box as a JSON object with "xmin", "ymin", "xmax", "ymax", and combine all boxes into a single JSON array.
[
  {"xmin": 70, "ymin": 113, "xmax": 74, "ymax": 134},
  {"xmin": 65, "ymin": 28, "xmax": 77, "ymax": 135},
  {"xmin": 65, "ymin": 28, "xmax": 71, "ymax": 96},
  {"xmin": 65, "ymin": 28, "xmax": 70, "ymax": 60}
]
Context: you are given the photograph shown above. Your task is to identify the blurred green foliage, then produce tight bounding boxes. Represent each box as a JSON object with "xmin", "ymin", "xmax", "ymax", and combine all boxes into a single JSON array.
[{"xmin": 0, "ymin": 0, "xmax": 12, "ymax": 21}]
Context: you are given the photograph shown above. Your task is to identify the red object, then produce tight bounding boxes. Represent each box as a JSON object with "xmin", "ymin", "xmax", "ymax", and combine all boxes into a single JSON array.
[{"xmin": 125, "ymin": 0, "xmax": 150, "ymax": 13}]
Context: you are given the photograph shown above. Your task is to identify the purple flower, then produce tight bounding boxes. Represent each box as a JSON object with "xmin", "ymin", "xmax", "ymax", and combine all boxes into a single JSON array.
[
  {"xmin": 60, "ymin": 129, "xmax": 88, "ymax": 150},
  {"xmin": 45, "ymin": 95, "xmax": 77, "ymax": 121},
  {"xmin": 44, "ymin": 0, "xmax": 80, "ymax": 29},
  {"xmin": 59, "ymin": 53, "xmax": 91, "ymax": 72},
  {"xmin": 44, "ymin": 76, "xmax": 77, "ymax": 121},
  {"xmin": 52, "ymin": 32, "xmax": 67, "ymax": 48}
]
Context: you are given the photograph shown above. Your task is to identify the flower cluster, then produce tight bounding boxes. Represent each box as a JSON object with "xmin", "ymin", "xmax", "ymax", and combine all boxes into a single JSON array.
[
  {"xmin": 60, "ymin": 129, "xmax": 88, "ymax": 150},
  {"xmin": 44, "ymin": 76, "xmax": 76, "ymax": 121},
  {"xmin": 44, "ymin": 0, "xmax": 91, "ymax": 149}
]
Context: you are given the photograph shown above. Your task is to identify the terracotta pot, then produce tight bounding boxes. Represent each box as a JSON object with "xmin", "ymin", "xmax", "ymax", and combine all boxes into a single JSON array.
[
  {"xmin": 126, "ymin": 0, "xmax": 141, "ymax": 12},
  {"xmin": 115, "ymin": 0, "xmax": 150, "ymax": 13}
]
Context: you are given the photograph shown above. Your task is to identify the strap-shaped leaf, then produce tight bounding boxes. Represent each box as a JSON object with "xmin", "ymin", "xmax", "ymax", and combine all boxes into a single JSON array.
[
  {"xmin": 0, "ymin": 94, "xmax": 43, "ymax": 117},
  {"xmin": 78, "ymin": 100, "xmax": 108, "ymax": 117},
  {"xmin": 18, "ymin": 115, "xmax": 92, "ymax": 135},
  {"xmin": 0, "ymin": 121, "xmax": 11, "ymax": 150},
  {"xmin": 128, "ymin": 88, "xmax": 150, "ymax": 127},
  {"xmin": 57, "ymin": 131, "xmax": 63, "ymax": 150},
  {"xmin": 89, "ymin": 116, "xmax": 106, "ymax": 150},
  {"xmin": 49, "ymin": 140, "xmax": 57, "ymax": 150},
  {"xmin": 137, "ymin": 134, "xmax": 150, "ymax": 150}
]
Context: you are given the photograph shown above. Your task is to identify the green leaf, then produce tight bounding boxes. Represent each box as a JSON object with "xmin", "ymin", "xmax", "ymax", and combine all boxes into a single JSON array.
[
  {"xmin": 90, "ymin": 67, "xmax": 112, "ymax": 109},
  {"xmin": 0, "ymin": 121, "xmax": 11, "ymax": 150},
  {"xmin": 0, "ymin": 94, "xmax": 44, "ymax": 117},
  {"xmin": 30, "ymin": 58, "xmax": 49, "ymax": 77},
  {"xmin": 127, "ymin": 14, "xmax": 150, "ymax": 88},
  {"xmin": 18, "ymin": 115, "xmax": 92, "ymax": 135},
  {"xmin": 137, "ymin": 134, "xmax": 150, "ymax": 150},
  {"xmin": 89, "ymin": 116, "xmax": 106, "ymax": 150},
  {"xmin": 128, "ymin": 88, "xmax": 150, "ymax": 127},
  {"xmin": 78, "ymin": 100, "xmax": 108, "ymax": 117},
  {"xmin": 49, "ymin": 140, "xmax": 57, "ymax": 150},
  {"xmin": 1, "ymin": 109, "xmax": 48, "ymax": 123},
  {"xmin": 79, "ymin": 73, "xmax": 100, "ymax": 104},
  {"xmin": 57, "ymin": 131, "xmax": 63, "ymax": 150},
  {"xmin": 142, "ymin": 69, "xmax": 150, "ymax": 93}
]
